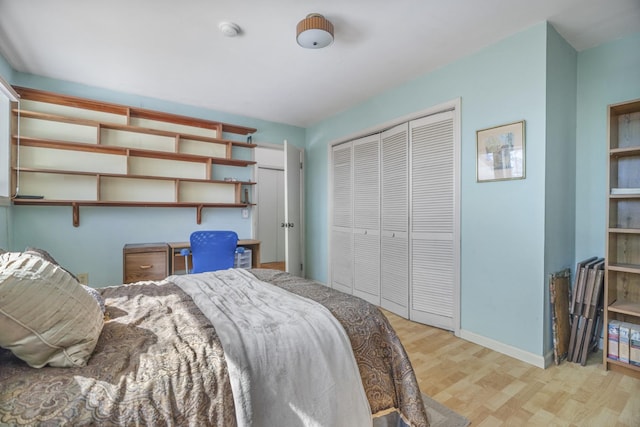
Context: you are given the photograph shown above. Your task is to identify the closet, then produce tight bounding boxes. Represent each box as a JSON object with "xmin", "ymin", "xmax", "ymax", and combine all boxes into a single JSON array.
[
  {"xmin": 330, "ymin": 106, "xmax": 459, "ymax": 330},
  {"xmin": 353, "ymin": 134, "xmax": 380, "ymax": 305},
  {"xmin": 330, "ymin": 143, "xmax": 353, "ymax": 294},
  {"xmin": 409, "ymin": 112, "xmax": 457, "ymax": 330},
  {"xmin": 380, "ymin": 123, "xmax": 409, "ymax": 318}
]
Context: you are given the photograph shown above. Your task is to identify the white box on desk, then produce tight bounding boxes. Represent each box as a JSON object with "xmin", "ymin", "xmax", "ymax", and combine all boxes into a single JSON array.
[{"xmin": 234, "ymin": 249, "xmax": 252, "ymax": 269}]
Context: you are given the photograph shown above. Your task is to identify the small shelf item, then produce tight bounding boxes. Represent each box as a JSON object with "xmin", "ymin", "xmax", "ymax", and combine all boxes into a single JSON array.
[
  {"xmin": 14, "ymin": 194, "xmax": 44, "ymax": 199},
  {"xmin": 610, "ymin": 188, "xmax": 640, "ymax": 195},
  {"xmin": 10, "ymin": 87, "xmax": 258, "ymax": 226},
  {"xmin": 603, "ymin": 98, "xmax": 640, "ymax": 379}
]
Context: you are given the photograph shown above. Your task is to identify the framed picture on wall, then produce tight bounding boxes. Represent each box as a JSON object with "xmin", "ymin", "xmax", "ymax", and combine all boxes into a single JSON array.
[{"xmin": 476, "ymin": 120, "xmax": 525, "ymax": 182}]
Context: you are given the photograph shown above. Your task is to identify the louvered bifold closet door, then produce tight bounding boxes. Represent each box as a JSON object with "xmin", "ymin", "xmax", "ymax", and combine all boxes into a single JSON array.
[
  {"xmin": 352, "ymin": 134, "xmax": 380, "ymax": 305},
  {"xmin": 410, "ymin": 111, "xmax": 456, "ymax": 330},
  {"xmin": 381, "ymin": 123, "xmax": 409, "ymax": 317},
  {"xmin": 331, "ymin": 143, "xmax": 353, "ymax": 294}
]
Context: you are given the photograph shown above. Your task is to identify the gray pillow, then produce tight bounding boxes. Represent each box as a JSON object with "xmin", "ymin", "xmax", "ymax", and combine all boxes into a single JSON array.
[
  {"xmin": 83, "ymin": 284, "xmax": 106, "ymax": 313},
  {"xmin": 23, "ymin": 247, "xmax": 105, "ymax": 313},
  {"xmin": 0, "ymin": 252, "xmax": 104, "ymax": 368},
  {"xmin": 24, "ymin": 246, "xmax": 80, "ymax": 282}
]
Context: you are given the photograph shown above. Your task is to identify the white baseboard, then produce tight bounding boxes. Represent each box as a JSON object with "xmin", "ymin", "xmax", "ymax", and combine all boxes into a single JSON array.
[{"xmin": 459, "ymin": 329, "xmax": 548, "ymax": 369}]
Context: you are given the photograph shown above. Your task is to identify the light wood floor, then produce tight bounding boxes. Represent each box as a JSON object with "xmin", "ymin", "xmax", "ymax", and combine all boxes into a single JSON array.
[
  {"xmin": 384, "ymin": 310, "xmax": 640, "ymax": 426},
  {"xmin": 260, "ymin": 261, "xmax": 286, "ymax": 271}
]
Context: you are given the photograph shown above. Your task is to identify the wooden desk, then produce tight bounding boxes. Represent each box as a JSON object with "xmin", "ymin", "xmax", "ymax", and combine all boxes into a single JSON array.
[
  {"xmin": 168, "ymin": 239, "xmax": 261, "ymax": 274},
  {"xmin": 123, "ymin": 243, "xmax": 169, "ymax": 283}
]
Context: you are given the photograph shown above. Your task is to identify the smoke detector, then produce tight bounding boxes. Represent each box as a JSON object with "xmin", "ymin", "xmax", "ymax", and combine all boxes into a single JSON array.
[{"xmin": 219, "ymin": 22, "xmax": 241, "ymax": 37}]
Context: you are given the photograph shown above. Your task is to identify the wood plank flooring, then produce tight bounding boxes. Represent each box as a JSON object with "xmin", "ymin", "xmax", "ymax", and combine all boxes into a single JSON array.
[
  {"xmin": 384, "ymin": 310, "xmax": 640, "ymax": 426},
  {"xmin": 260, "ymin": 261, "xmax": 286, "ymax": 271}
]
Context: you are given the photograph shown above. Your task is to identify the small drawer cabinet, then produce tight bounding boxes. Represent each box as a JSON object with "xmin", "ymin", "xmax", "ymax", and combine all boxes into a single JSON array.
[
  {"xmin": 234, "ymin": 249, "xmax": 253, "ymax": 269},
  {"xmin": 123, "ymin": 243, "xmax": 169, "ymax": 283}
]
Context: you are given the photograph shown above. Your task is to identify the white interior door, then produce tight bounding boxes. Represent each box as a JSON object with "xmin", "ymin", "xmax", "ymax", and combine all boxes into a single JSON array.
[
  {"xmin": 410, "ymin": 111, "xmax": 457, "ymax": 330},
  {"xmin": 257, "ymin": 167, "xmax": 285, "ymax": 264},
  {"xmin": 284, "ymin": 140, "xmax": 303, "ymax": 277},
  {"xmin": 381, "ymin": 123, "xmax": 409, "ymax": 317}
]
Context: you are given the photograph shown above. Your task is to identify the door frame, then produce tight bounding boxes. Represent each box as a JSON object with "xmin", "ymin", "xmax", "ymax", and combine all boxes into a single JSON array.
[
  {"xmin": 254, "ymin": 142, "xmax": 305, "ymax": 277},
  {"xmin": 255, "ymin": 143, "xmax": 284, "ymax": 268}
]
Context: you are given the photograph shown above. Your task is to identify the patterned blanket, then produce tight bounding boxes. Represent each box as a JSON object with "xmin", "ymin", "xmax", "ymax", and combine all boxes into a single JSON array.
[
  {"xmin": 0, "ymin": 269, "xmax": 428, "ymax": 426},
  {"xmin": 251, "ymin": 269, "xmax": 428, "ymax": 425}
]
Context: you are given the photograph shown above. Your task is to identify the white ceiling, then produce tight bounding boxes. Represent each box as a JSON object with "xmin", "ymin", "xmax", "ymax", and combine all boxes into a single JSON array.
[{"xmin": 0, "ymin": 0, "xmax": 639, "ymax": 128}]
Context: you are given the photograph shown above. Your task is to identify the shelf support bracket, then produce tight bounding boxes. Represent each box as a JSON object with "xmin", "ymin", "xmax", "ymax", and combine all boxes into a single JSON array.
[
  {"xmin": 196, "ymin": 205, "xmax": 203, "ymax": 224},
  {"xmin": 72, "ymin": 203, "xmax": 80, "ymax": 227}
]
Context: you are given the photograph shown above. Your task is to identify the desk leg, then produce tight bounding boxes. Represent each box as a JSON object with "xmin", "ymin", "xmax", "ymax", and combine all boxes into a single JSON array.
[
  {"xmin": 171, "ymin": 253, "xmax": 191, "ymax": 275},
  {"xmin": 252, "ymin": 244, "xmax": 261, "ymax": 268}
]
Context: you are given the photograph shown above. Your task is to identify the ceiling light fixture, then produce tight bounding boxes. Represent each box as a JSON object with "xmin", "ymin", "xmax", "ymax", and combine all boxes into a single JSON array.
[
  {"xmin": 219, "ymin": 21, "xmax": 241, "ymax": 37},
  {"xmin": 296, "ymin": 13, "xmax": 334, "ymax": 49}
]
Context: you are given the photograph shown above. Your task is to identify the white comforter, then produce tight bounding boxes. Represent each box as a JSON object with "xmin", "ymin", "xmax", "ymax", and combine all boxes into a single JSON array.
[{"xmin": 171, "ymin": 269, "xmax": 372, "ymax": 427}]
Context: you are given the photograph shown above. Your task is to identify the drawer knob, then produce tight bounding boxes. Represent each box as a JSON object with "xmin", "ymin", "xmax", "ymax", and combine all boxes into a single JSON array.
[{"xmin": 140, "ymin": 265, "xmax": 153, "ymax": 269}]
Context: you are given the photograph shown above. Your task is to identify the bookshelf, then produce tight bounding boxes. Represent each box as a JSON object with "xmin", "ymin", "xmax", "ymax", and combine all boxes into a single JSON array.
[
  {"xmin": 10, "ymin": 87, "xmax": 257, "ymax": 226},
  {"xmin": 603, "ymin": 98, "xmax": 640, "ymax": 379}
]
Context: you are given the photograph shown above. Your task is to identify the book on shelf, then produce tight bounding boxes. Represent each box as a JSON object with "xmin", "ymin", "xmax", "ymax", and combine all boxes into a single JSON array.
[
  {"xmin": 630, "ymin": 325, "xmax": 640, "ymax": 367},
  {"xmin": 610, "ymin": 188, "xmax": 640, "ymax": 195},
  {"xmin": 619, "ymin": 322, "xmax": 631, "ymax": 363},
  {"xmin": 608, "ymin": 320, "xmax": 620, "ymax": 360}
]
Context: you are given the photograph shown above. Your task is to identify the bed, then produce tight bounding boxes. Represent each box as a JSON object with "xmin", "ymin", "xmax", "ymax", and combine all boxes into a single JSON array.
[{"xmin": 0, "ymin": 251, "xmax": 428, "ymax": 427}]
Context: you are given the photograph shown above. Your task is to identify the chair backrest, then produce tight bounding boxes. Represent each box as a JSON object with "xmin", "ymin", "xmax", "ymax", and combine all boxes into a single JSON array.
[{"xmin": 190, "ymin": 230, "xmax": 239, "ymax": 273}]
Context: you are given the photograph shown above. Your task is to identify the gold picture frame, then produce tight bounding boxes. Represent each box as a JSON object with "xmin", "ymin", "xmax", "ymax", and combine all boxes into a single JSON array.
[{"xmin": 476, "ymin": 120, "xmax": 525, "ymax": 182}]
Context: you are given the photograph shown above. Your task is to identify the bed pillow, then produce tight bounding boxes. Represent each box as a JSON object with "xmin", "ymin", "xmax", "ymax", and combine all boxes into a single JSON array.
[
  {"xmin": 83, "ymin": 284, "xmax": 106, "ymax": 314},
  {"xmin": 0, "ymin": 252, "xmax": 104, "ymax": 368},
  {"xmin": 23, "ymin": 247, "xmax": 105, "ymax": 314},
  {"xmin": 24, "ymin": 246, "xmax": 80, "ymax": 282}
]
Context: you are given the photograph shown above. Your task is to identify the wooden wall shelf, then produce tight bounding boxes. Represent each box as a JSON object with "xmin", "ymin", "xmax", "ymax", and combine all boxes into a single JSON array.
[
  {"xmin": 13, "ymin": 86, "xmax": 256, "ymax": 135},
  {"xmin": 10, "ymin": 87, "xmax": 257, "ymax": 226}
]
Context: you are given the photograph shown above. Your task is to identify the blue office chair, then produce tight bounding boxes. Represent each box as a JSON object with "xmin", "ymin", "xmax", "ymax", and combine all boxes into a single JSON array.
[{"xmin": 189, "ymin": 230, "xmax": 238, "ymax": 273}]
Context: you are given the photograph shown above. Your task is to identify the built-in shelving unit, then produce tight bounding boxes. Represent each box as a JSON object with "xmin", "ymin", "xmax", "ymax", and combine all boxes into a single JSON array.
[
  {"xmin": 603, "ymin": 98, "xmax": 640, "ymax": 379},
  {"xmin": 10, "ymin": 87, "xmax": 257, "ymax": 226}
]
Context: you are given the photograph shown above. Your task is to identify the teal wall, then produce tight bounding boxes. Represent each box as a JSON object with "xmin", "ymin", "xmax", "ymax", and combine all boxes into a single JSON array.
[
  {"xmin": 575, "ymin": 32, "xmax": 640, "ymax": 262},
  {"xmin": 306, "ymin": 23, "xmax": 549, "ymax": 356},
  {"xmin": 543, "ymin": 25, "xmax": 577, "ymax": 355},
  {"xmin": 5, "ymin": 72, "xmax": 305, "ymax": 286},
  {"xmin": 0, "ymin": 53, "xmax": 12, "ymax": 82},
  {"xmin": 0, "ymin": 208, "xmax": 7, "ymax": 249},
  {"xmin": 0, "ymin": 53, "xmax": 13, "ymax": 249}
]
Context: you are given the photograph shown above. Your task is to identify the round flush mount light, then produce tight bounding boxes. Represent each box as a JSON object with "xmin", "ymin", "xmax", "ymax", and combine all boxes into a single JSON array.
[
  {"xmin": 296, "ymin": 13, "xmax": 334, "ymax": 49},
  {"xmin": 219, "ymin": 21, "xmax": 241, "ymax": 37}
]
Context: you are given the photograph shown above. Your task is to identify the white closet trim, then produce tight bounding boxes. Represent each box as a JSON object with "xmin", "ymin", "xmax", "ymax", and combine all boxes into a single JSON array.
[{"xmin": 327, "ymin": 98, "xmax": 459, "ymax": 149}]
